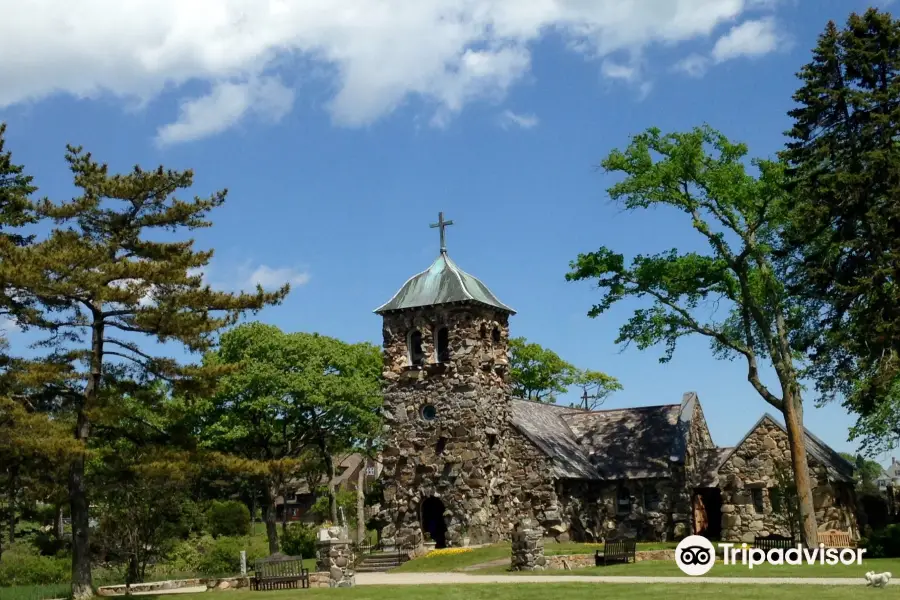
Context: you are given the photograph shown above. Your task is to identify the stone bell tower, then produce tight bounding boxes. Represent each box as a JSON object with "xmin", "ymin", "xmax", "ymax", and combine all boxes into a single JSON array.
[{"xmin": 374, "ymin": 213, "xmax": 516, "ymax": 549}]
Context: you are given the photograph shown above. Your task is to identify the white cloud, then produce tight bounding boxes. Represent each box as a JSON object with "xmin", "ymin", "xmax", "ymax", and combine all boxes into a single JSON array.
[
  {"xmin": 1, "ymin": 1, "xmax": 776, "ymax": 141},
  {"xmin": 600, "ymin": 59, "xmax": 639, "ymax": 83},
  {"xmin": 673, "ymin": 54, "xmax": 710, "ymax": 78},
  {"xmin": 499, "ymin": 109, "xmax": 539, "ymax": 129},
  {"xmin": 156, "ymin": 77, "xmax": 294, "ymax": 145},
  {"xmin": 711, "ymin": 17, "xmax": 782, "ymax": 64},
  {"xmin": 246, "ymin": 265, "xmax": 310, "ymax": 290}
]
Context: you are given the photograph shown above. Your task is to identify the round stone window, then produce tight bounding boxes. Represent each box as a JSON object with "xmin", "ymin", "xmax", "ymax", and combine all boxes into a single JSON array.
[{"xmin": 421, "ymin": 404, "xmax": 437, "ymax": 421}]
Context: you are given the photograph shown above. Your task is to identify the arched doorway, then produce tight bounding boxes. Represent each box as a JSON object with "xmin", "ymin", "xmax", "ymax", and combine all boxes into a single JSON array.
[{"xmin": 421, "ymin": 497, "xmax": 447, "ymax": 548}]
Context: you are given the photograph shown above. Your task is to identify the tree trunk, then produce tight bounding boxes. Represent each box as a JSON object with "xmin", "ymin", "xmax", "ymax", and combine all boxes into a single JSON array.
[
  {"xmin": 280, "ymin": 485, "xmax": 288, "ymax": 537},
  {"xmin": 54, "ymin": 504, "xmax": 64, "ymax": 540},
  {"xmin": 262, "ymin": 484, "xmax": 279, "ymax": 554},
  {"xmin": 318, "ymin": 440, "xmax": 337, "ymax": 525},
  {"xmin": 7, "ymin": 467, "xmax": 17, "ymax": 547},
  {"xmin": 781, "ymin": 389, "xmax": 818, "ymax": 547},
  {"xmin": 356, "ymin": 460, "xmax": 366, "ymax": 544},
  {"xmin": 71, "ymin": 315, "xmax": 103, "ymax": 600},
  {"xmin": 250, "ymin": 493, "xmax": 257, "ymax": 537},
  {"xmin": 69, "ymin": 413, "xmax": 93, "ymax": 600}
]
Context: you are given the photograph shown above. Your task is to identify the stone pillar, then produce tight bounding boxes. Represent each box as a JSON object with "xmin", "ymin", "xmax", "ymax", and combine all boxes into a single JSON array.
[
  {"xmin": 510, "ymin": 520, "xmax": 546, "ymax": 571},
  {"xmin": 316, "ymin": 525, "xmax": 356, "ymax": 588}
]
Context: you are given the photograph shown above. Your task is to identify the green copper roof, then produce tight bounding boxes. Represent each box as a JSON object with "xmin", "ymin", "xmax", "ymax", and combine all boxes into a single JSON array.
[{"xmin": 374, "ymin": 252, "xmax": 515, "ymax": 315}]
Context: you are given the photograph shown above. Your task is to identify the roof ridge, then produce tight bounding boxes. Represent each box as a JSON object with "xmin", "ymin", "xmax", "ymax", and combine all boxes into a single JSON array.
[{"xmin": 577, "ymin": 403, "xmax": 680, "ymax": 414}]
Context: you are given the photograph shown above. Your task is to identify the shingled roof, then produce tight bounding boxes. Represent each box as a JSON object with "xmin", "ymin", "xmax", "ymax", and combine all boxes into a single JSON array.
[
  {"xmin": 510, "ymin": 400, "xmax": 599, "ymax": 480},
  {"xmin": 510, "ymin": 395, "xmax": 703, "ymax": 481},
  {"xmin": 563, "ymin": 404, "xmax": 686, "ymax": 479}
]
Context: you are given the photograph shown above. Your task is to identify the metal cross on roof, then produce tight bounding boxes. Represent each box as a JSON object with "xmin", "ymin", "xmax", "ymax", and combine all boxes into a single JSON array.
[{"xmin": 430, "ymin": 211, "xmax": 454, "ymax": 254}]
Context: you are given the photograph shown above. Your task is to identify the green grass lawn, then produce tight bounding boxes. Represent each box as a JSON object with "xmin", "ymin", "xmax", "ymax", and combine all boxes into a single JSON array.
[
  {"xmin": 393, "ymin": 541, "xmax": 678, "ymax": 573},
  {"xmin": 474, "ymin": 556, "xmax": 900, "ymax": 579},
  {"xmin": 130, "ymin": 584, "xmax": 880, "ymax": 600},
  {"xmin": 0, "ymin": 583, "xmax": 70, "ymax": 600}
]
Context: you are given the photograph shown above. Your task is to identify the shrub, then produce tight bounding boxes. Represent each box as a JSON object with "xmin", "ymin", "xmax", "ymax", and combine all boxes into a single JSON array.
[
  {"xmin": 0, "ymin": 543, "xmax": 69, "ymax": 586},
  {"xmin": 195, "ymin": 535, "xmax": 267, "ymax": 576},
  {"xmin": 281, "ymin": 524, "xmax": 317, "ymax": 559},
  {"xmin": 206, "ymin": 501, "xmax": 250, "ymax": 538},
  {"xmin": 862, "ymin": 523, "xmax": 900, "ymax": 558}
]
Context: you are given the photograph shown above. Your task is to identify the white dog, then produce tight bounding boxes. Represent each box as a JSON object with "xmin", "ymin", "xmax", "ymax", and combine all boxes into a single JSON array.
[{"xmin": 865, "ymin": 570, "xmax": 892, "ymax": 587}]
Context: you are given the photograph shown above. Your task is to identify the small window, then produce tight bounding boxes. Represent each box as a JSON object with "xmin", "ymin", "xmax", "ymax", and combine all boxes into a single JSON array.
[
  {"xmin": 770, "ymin": 488, "xmax": 782, "ymax": 513},
  {"xmin": 436, "ymin": 437, "xmax": 447, "ymax": 455},
  {"xmin": 487, "ymin": 434, "xmax": 497, "ymax": 448},
  {"xmin": 617, "ymin": 488, "xmax": 631, "ymax": 514},
  {"xmin": 421, "ymin": 404, "xmax": 437, "ymax": 421},
  {"xmin": 408, "ymin": 330, "xmax": 425, "ymax": 366},
  {"xmin": 435, "ymin": 326, "xmax": 450, "ymax": 362},
  {"xmin": 751, "ymin": 488, "xmax": 764, "ymax": 513},
  {"xmin": 643, "ymin": 487, "xmax": 661, "ymax": 511},
  {"xmin": 491, "ymin": 327, "xmax": 501, "ymax": 344}
]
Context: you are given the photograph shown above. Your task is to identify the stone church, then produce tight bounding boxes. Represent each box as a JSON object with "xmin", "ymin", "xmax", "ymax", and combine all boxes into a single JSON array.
[{"xmin": 374, "ymin": 217, "xmax": 860, "ymax": 548}]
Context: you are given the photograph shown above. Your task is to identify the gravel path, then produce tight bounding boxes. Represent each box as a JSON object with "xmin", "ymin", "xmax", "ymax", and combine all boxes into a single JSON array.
[{"xmin": 356, "ymin": 572, "xmax": 870, "ymax": 586}]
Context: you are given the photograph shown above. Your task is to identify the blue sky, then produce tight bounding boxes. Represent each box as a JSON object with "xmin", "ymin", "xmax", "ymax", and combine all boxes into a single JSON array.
[{"xmin": 2, "ymin": 1, "xmax": 896, "ymax": 466}]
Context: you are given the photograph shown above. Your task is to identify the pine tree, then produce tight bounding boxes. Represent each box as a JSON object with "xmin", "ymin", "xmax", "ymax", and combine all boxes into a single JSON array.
[
  {"xmin": 0, "ymin": 123, "xmax": 38, "ymax": 328},
  {"xmin": 3, "ymin": 146, "xmax": 289, "ymax": 599},
  {"xmin": 779, "ymin": 9, "xmax": 900, "ymax": 451}
]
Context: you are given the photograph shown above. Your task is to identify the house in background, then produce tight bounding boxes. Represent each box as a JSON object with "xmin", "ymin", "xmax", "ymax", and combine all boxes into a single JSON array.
[
  {"xmin": 275, "ymin": 453, "xmax": 382, "ymax": 523},
  {"xmin": 876, "ymin": 458, "xmax": 900, "ymax": 493}
]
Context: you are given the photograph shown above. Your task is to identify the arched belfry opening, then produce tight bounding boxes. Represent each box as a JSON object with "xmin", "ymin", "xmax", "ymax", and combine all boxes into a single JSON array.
[
  {"xmin": 408, "ymin": 329, "xmax": 425, "ymax": 366},
  {"xmin": 435, "ymin": 326, "xmax": 450, "ymax": 362},
  {"xmin": 421, "ymin": 496, "xmax": 447, "ymax": 548}
]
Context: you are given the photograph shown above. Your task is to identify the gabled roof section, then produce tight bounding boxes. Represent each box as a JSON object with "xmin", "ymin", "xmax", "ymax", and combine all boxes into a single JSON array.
[
  {"xmin": 720, "ymin": 414, "xmax": 855, "ymax": 483},
  {"xmin": 374, "ymin": 252, "xmax": 515, "ymax": 315},
  {"xmin": 563, "ymin": 404, "xmax": 683, "ymax": 479},
  {"xmin": 510, "ymin": 400, "xmax": 599, "ymax": 480}
]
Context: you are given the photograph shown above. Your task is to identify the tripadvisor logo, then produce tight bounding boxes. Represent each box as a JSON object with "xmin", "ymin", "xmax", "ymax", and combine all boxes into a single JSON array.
[{"xmin": 675, "ymin": 535, "xmax": 867, "ymax": 576}]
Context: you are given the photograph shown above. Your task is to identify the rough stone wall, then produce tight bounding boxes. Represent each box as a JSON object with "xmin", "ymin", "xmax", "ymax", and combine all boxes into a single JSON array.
[
  {"xmin": 718, "ymin": 417, "xmax": 860, "ymax": 542},
  {"xmin": 561, "ymin": 478, "xmax": 687, "ymax": 542},
  {"xmin": 503, "ymin": 425, "xmax": 565, "ymax": 537},
  {"xmin": 316, "ymin": 526, "xmax": 355, "ymax": 588},
  {"xmin": 685, "ymin": 401, "xmax": 717, "ymax": 488},
  {"xmin": 378, "ymin": 304, "xmax": 518, "ymax": 548},
  {"xmin": 510, "ymin": 521, "xmax": 546, "ymax": 571}
]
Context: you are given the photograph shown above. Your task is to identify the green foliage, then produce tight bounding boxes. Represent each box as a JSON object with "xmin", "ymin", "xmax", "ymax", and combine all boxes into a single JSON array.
[
  {"xmin": 861, "ymin": 524, "xmax": 900, "ymax": 558},
  {"xmin": 838, "ymin": 452, "xmax": 883, "ymax": 494},
  {"xmin": 566, "ymin": 125, "xmax": 796, "ymax": 409},
  {"xmin": 508, "ymin": 337, "xmax": 619, "ymax": 404},
  {"xmin": 197, "ymin": 322, "xmax": 382, "ymax": 526},
  {"xmin": 280, "ymin": 524, "xmax": 317, "ymax": 558},
  {"xmin": 569, "ymin": 368, "xmax": 623, "ymax": 410},
  {"xmin": 310, "ymin": 489, "xmax": 357, "ymax": 523},
  {"xmin": 565, "ymin": 124, "xmax": 821, "ymax": 543},
  {"xmin": 205, "ymin": 501, "xmax": 251, "ymax": 538},
  {"xmin": 778, "ymin": 8, "xmax": 900, "ymax": 452},
  {"xmin": 0, "ymin": 544, "xmax": 69, "ymax": 586}
]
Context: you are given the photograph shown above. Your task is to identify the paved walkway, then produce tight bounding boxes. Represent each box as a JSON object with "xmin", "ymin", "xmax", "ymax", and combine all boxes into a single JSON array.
[{"xmin": 356, "ymin": 572, "xmax": 869, "ymax": 586}]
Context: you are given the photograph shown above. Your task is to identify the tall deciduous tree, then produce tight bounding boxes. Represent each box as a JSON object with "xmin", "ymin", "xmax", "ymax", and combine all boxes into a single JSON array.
[
  {"xmin": 570, "ymin": 368, "xmax": 623, "ymax": 410},
  {"xmin": 566, "ymin": 125, "xmax": 822, "ymax": 546},
  {"xmin": 778, "ymin": 8, "xmax": 900, "ymax": 452},
  {"xmin": 198, "ymin": 323, "xmax": 381, "ymax": 551},
  {"xmin": 3, "ymin": 149, "xmax": 288, "ymax": 598},
  {"xmin": 508, "ymin": 337, "xmax": 620, "ymax": 405}
]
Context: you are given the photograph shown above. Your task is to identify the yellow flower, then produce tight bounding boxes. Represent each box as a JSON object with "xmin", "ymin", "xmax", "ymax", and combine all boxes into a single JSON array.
[{"xmin": 425, "ymin": 548, "xmax": 474, "ymax": 558}]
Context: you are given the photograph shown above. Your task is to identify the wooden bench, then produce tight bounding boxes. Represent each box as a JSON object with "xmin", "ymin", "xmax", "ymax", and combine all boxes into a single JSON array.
[
  {"xmin": 251, "ymin": 555, "xmax": 309, "ymax": 591},
  {"xmin": 594, "ymin": 538, "xmax": 636, "ymax": 566},
  {"xmin": 754, "ymin": 534, "xmax": 795, "ymax": 551},
  {"xmin": 819, "ymin": 530, "xmax": 855, "ymax": 548}
]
